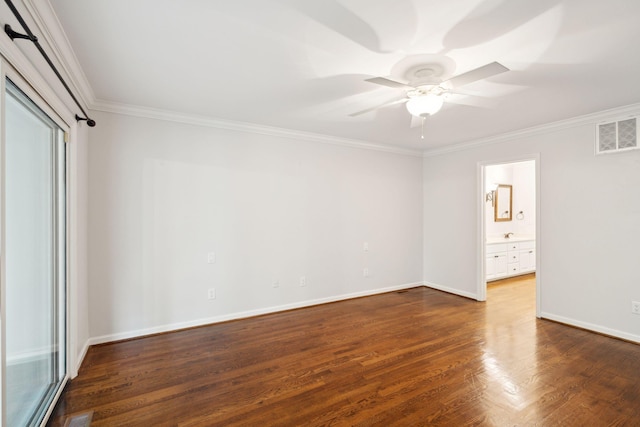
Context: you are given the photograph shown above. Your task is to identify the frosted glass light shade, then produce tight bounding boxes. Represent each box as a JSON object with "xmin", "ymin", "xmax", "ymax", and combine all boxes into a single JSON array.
[{"xmin": 406, "ymin": 95, "xmax": 444, "ymax": 117}]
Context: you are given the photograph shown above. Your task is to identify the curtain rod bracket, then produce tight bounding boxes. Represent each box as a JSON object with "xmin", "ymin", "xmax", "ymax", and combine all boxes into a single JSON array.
[
  {"xmin": 4, "ymin": 24, "xmax": 36, "ymax": 42},
  {"xmin": 3, "ymin": 0, "xmax": 97, "ymax": 127},
  {"xmin": 75, "ymin": 115, "xmax": 96, "ymax": 127}
]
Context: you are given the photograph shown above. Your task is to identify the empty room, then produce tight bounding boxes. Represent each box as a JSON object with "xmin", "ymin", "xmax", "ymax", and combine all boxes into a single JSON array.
[{"xmin": 1, "ymin": 1, "xmax": 640, "ymax": 426}]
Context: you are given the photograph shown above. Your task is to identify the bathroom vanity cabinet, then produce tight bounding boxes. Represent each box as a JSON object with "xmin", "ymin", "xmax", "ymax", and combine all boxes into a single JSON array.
[{"xmin": 486, "ymin": 239, "xmax": 535, "ymax": 281}]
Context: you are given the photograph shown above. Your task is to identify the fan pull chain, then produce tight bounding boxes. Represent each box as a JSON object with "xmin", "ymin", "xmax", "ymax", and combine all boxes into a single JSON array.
[{"xmin": 421, "ymin": 116, "xmax": 425, "ymax": 139}]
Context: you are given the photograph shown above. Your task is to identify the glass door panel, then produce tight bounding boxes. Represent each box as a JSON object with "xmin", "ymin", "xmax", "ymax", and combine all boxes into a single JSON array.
[{"xmin": 4, "ymin": 79, "xmax": 66, "ymax": 427}]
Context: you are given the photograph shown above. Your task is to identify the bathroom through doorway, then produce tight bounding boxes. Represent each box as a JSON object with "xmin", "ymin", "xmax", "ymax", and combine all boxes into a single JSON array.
[{"xmin": 478, "ymin": 156, "xmax": 540, "ymax": 317}]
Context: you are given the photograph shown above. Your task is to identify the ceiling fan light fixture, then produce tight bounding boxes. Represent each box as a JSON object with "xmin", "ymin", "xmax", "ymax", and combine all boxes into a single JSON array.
[{"xmin": 406, "ymin": 95, "xmax": 444, "ymax": 117}]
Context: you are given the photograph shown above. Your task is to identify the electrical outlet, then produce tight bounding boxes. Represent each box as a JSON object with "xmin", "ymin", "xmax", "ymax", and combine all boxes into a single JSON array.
[
  {"xmin": 207, "ymin": 288, "xmax": 216, "ymax": 300},
  {"xmin": 363, "ymin": 268, "xmax": 370, "ymax": 278},
  {"xmin": 272, "ymin": 280, "xmax": 280, "ymax": 288},
  {"xmin": 299, "ymin": 276, "xmax": 306, "ymax": 287},
  {"xmin": 207, "ymin": 252, "xmax": 216, "ymax": 264},
  {"xmin": 363, "ymin": 242, "xmax": 369, "ymax": 252},
  {"xmin": 632, "ymin": 301, "xmax": 640, "ymax": 315}
]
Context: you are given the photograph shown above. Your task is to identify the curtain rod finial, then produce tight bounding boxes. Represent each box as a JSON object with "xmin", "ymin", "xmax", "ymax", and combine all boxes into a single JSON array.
[{"xmin": 75, "ymin": 114, "xmax": 96, "ymax": 127}]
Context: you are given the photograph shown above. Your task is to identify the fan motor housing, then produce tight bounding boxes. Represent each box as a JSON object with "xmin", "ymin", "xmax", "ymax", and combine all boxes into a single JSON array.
[{"xmin": 405, "ymin": 64, "xmax": 445, "ymax": 86}]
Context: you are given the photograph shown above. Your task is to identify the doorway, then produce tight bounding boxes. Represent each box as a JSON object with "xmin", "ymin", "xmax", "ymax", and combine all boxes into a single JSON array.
[
  {"xmin": 478, "ymin": 156, "xmax": 540, "ymax": 317},
  {"xmin": 3, "ymin": 78, "xmax": 68, "ymax": 426}
]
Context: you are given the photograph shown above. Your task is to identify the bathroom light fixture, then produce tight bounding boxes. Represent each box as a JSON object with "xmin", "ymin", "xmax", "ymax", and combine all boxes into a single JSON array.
[
  {"xmin": 485, "ymin": 183, "xmax": 499, "ymax": 207},
  {"xmin": 485, "ymin": 191, "xmax": 495, "ymax": 207},
  {"xmin": 406, "ymin": 94, "xmax": 444, "ymax": 117}
]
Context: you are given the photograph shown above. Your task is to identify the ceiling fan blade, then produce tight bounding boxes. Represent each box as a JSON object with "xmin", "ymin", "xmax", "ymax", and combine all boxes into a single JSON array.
[
  {"xmin": 349, "ymin": 98, "xmax": 408, "ymax": 117},
  {"xmin": 365, "ymin": 77, "xmax": 414, "ymax": 90},
  {"xmin": 445, "ymin": 94, "xmax": 497, "ymax": 108},
  {"xmin": 445, "ymin": 61, "xmax": 509, "ymax": 88}
]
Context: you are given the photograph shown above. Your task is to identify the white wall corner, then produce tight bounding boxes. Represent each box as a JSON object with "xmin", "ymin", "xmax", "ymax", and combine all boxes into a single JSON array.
[{"xmin": 423, "ymin": 281, "xmax": 479, "ymax": 301}]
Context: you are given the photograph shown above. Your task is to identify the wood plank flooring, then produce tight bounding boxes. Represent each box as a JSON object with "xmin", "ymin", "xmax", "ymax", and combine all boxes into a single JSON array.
[{"xmin": 48, "ymin": 275, "xmax": 640, "ymax": 426}]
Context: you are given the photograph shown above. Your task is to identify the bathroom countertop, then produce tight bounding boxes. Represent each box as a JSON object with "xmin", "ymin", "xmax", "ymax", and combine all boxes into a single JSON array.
[{"xmin": 486, "ymin": 234, "xmax": 535, "ymax": 244}]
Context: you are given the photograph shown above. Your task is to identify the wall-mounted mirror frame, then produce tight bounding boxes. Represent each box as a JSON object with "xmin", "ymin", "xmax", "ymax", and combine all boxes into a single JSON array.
[{"xmin": 494, "ymin": 184, "xmax": 512, "ymax": 222}]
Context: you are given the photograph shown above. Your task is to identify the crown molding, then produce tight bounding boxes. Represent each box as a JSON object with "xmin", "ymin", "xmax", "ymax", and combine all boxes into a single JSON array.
[
  {"xmin": 423, "ymin": 102, "xmax": 640, "ymax": 157},
  {"xmin": 22, "ymin": 0, "xmax": 96, "ymax": 108},
  {"xmin": 0, "ymin": 1, "xmax": 75, "ymax": 124},
  {"xmin": 20, "ymin": 0, "xmax": 420, "ymax": 156},
  {"xmin": 25, "ymin": 0, "xmax": 420, "ymax": 156},
  {"xmin": 90, "ymin": 99, "xmax": 424, "ymax": 157},
  {"xmin": 25, "ymin": 0, "xmax": 640, "ymax": 159}
]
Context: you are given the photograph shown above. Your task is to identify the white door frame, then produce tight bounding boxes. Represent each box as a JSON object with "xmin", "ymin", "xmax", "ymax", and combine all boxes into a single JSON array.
[{"xmin": 477, "ymin": 154, "xmax": 541, "ymax": 318}]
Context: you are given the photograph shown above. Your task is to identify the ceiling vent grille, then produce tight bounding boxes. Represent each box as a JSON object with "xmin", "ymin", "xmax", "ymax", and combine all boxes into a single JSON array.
[{"xmin": 596, "ymin": 117, "xmax": 638, "ymax": 154}]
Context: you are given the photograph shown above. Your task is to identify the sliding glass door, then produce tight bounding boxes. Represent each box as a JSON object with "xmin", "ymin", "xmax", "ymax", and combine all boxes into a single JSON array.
[{"xmin": 4, "ymin": 79, "xmax": 67, "ymax": 426}]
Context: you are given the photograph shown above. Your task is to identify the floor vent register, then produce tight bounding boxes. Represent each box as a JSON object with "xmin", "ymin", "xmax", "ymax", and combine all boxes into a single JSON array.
[{"xmin": 63, "ymin": 411, "xmax": 93, "ymax": 427}]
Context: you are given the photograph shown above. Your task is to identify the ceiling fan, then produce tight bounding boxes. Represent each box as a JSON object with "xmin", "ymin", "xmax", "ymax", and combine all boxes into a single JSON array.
[{"xmin": 351, "ymin": 55, "xmax": 509, "ymax": 119}]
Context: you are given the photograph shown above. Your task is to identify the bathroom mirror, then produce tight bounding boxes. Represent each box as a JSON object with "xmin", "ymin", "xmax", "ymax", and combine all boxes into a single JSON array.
[{"xmin": 494, "ymin": 184, "xmax": 512, "ymax": 222}]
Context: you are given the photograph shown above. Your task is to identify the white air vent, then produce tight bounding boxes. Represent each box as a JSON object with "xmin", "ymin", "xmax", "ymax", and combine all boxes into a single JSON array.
[{"xmin": 596, "ymin": 117, "xmax": 638, "ymax": 154}]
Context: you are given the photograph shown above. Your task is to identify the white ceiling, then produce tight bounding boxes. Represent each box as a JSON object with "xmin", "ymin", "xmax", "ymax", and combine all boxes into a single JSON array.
[{"xmin": 48, "ymin": 0, "xmax": 640, "ymax": 151}]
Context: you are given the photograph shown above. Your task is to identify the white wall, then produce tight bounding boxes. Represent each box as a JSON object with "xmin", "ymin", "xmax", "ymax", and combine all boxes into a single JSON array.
[
  {"xmin": 87, "ymin": 111, "xmax": 424, "ymax": 341},
  {"xmin": 69, "ymin": 122, "xmax": 90, "ymax": 374},
  {"xmin": 424, "ymin": 121, "xmax": 640, "ymax": 342},
  {"xmin": 511, "ymin": 161, "xmax": 535, "ymax": 235}
]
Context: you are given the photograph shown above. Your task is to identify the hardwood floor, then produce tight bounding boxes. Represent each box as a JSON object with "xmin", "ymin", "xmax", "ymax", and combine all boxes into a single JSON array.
[{"xmin": 48, "ymin": 275, "xmax": 640, "ymax": 426}]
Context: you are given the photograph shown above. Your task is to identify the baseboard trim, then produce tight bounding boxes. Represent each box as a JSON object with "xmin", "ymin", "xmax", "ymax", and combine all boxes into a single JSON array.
[
  {"xmin": 423, "ymin": 281, "xmax": 479, "ymax": 300},
  {"xmin": 72, "ymin": 340, "xmax": 91, "ymax": 378},
  {"xmin": 88, "ymin": 282, "xmax": 424, "ymax": 346},
  {"xmin": 540, "ymin": 312, "xmax": 640, "ymax": 344}
]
